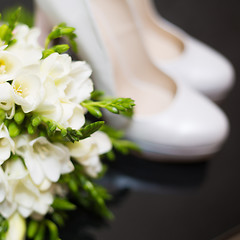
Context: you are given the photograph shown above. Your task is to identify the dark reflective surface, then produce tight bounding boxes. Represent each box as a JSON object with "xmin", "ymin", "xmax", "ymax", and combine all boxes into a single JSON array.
[
  {"xmin": 2, "ymin": 0, "xmax": 240, "ymax": 239},
  {"xmin": 60, "ymin": 157, "xmax": 208, "ymax": 240}
]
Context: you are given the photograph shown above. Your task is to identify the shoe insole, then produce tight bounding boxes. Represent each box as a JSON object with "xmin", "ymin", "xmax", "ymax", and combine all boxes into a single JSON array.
[
  {"xmin": 90, "ymin": 0, "xmax": 176, "ymax": 115},
  {"xmin": 130, "ymin": 0, "xmax": 184, "ymax": 61}
]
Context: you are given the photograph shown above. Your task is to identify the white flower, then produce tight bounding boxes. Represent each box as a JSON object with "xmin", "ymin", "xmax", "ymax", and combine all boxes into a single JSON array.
[
  {"xmin": 0, "ymin": 159, "xmax": 54, "ymax": 218},
  {"xmin": 41, "ymin": 53, "xmax": 93, "ymax": 102},
  {"xmin": 64, "ymin": 61, "xmax": 93, "ymax": 103},
  {"xmin": 15, "ymin": 135, "xmax": 74, "ymax": 185},
  {"xmin": 60, "ymin": 101, "xmax": 85, "ymax": 129},
  {"xmin": 35, "ymin": 77, "xmax": 63, "ymax": 122},
  {"xmin": 6, "ymin": 212, "xmax": 26, "ymax": 240},
  {"xmin": 12, "ymin": 66, "xmax": 44, "ymax": 113},
  {"xmin": 67, "ymin": 131, "xmax": 112, "ymax": 178},
  {"xmin": 13, "ymin": 25, "xmax": 40, "ymax": 47},
  {"xmin": 8, "ymin": 25, "xmax": 43, "ymax": 66},
  {"xmin": 0, "ymin": 50, "xmax": 21, "ymax": 82},
  {"xmin": 38, "ymin": 53, "xmax": 94, "ymax": 128},
  {"xmin": 0, "ymin": 167, "xmax": 8, "ymax": 203},
  {"xmin": 0, "ymin": 123, "xmax": 14, "ymax": 164},
  {"xmin": 0, "ymin": 82, "xmax": 15, "ymax": 118},
  {"xmin": 41, "ymin": 53, "xmax": 72, "ymax": 81}
]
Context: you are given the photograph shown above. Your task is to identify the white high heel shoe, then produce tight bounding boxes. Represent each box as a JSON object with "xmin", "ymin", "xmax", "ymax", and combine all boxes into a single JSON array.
[
  {"xmin": 35, "ymin": 0, "xmax": 229, "ymax": 160},
  {"xmin": 127, "ymin": 0, "xmax": 235, "ymax": 101}
]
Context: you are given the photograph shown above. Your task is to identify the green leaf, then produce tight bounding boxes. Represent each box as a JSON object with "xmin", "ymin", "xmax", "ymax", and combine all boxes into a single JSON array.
[
  {"xmin": 101, "ymin": 124, "xmax": 141, "ymax": 155},
  {"xmin": 52, "ymin": 198, "xmax": 76, "ymax": 211},
  {"xmin": 69, "ymin": 179, "xmax": 78, "ymax": 193},
  {"xmin": 78, "ymin": 121, "xmax": 105, "ymax": 139},
  {"xmin": 52, "ymin": 213, "xmax": 65, "ymax": 227},
  {"xmin": 100, "ymin": 124, "xmax": 124, "ymax": 139},
  {"xmin": 2, "ymin": 6, "xmax": 33, "ymax": 27},
  {"xmin": 8, "ymin": 7, "xmax": 21, "ymax": 30},
  {"xmin": 111, "ymin": 138, "xmax": 141, "ymax": 155},
  {"xmin": 60, "ymin": 164, "xmax": 113, "ymax": 219},
  {"xmin": 90, "ymin": 90, "xmax": 105, "ymax": 100},
  {"xmin": 64, "ymin": 121, "xmax": 104, "ymax": 142},
  {"xmin": 105, "ymin": 149, "xmax": 116, "ymax": 161},
  {"xmin": 44, "ymin": 23, "xmax": 77, "ymax": 53},
  {"xmin": 82, "ymin": 97, "xmax": 135, "ymax": 118},
  {"xmin": 0, "ymin": 7, "xmax": 22, "ymax": 46}
]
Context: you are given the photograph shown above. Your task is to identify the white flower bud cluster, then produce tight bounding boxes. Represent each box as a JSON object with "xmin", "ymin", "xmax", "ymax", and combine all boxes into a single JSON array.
[{"xmin": 0, "ymin": 25, "xmax": 112, "ymax": 220}]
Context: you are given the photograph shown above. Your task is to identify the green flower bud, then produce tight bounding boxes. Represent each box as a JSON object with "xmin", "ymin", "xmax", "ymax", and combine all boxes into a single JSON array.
[
  {"xmin": 14, "ymin": 111, "xmax": 25, "ymax": 125},
  {"xmin": 0, "ymin": 109, "xmax": 5, "ymax": 123},
  {"xmin": 61, "ymin": 129, "xmax": 67, "ymax": 137},
  {"xmin": 106, "ymin": 106, "xmax": 119, "ymax": 114},
  {"xmin": 0, "ymin": 24, "xmax": 9, "ymax": 40},
  {"xmin": 27, "ymin": 124, "xmax": 36, "ymax": 135},
  {"xmin": 87, "ymin": 106, "xmax": 102, "ymax": 118},
  {"xmin": 27, "ymin": 220, "xmax": 39, "ymax": 239},
  {"xmin": 32, "ymin": 116, "xmax": 42, "ymax": 127},
  {"xmin": 8, "ymin": 122, "xmax": 21, "ymax": 138},
  {"xmin": 60, "ymin": 27, "xmax": 75, "ymax": 35},
  {"xmin": 4, "ymin": 119, "xmax": 10, "ymax": 127},
  {"xmin": 48, "ymin": 29, "xmax": 61, "ymax": 40},
  {"xmin": 49, "ymin": 123, "xmax": 57, "ymax": 132},
  {"xmin": 53, "ymin": 44, "xmax": 70, "ymax": 54},
  {"xmin": 46, "ymin": 220, "xmax": 59, "ymax": 240},
  {"xmin": 42, "ymin": 49, "xmax": 55, "ymax": 59}
]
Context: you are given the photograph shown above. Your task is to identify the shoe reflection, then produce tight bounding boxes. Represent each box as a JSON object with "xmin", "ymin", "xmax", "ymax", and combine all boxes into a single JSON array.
[{"xmin": 101, "ymin": 153, "xmax": 208, "ymax": 193}]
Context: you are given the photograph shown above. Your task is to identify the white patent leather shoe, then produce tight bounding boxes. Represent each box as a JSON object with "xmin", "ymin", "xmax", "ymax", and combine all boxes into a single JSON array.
[
  {"xmin": 127, "ymin": 0, "xmax": 235, "ymax": 101},
  {"xmin": 35, "ymin": 0, "xmax": 229, "ymax": 160}
]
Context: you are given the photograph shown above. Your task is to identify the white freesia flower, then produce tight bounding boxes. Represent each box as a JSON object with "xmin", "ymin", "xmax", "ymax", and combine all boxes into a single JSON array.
[
  {"xmin": 39, "ymin": 53, "xmax": 94, "ymax": 128},
  {"xmin": 41, "ymin": 53, "xmax": 93, "ymax": 102},
  {"xmin": 12, "ymin": 67, "xmax": 44, "ymax": 113},
  {"xmin": 35, "ymin": 77, "xmax": 63, "ymax": 123},
  {"xmin": 6, "ymin": 212, "xmax": 26, "ymax": 240},
  {"xmin": 0, "ymin": 82, "xmax": 15, "ymax": 118},
  {"xmin": 15, "ymin": 135, "xmax": 74, "ymax": 185},
  {"xmin": 0, "ymin": 50, "xmax": 21, "ymax": 82},
  {"xmin": 67, "ymin": 131, "xmax": 112, "ymax": 178},
  {"xmin": 9, "ymin": 25, "xmax": 43, "ymax": 66},
  {"xmin": 60, "ymin": 101, "xmax": 85, "ymax": 129},
  {"xmin": 41, "ymin": 53, "xmax": 72, "ymax": 81},
  {"xmin": 0, "ymin": 159, "xmax": 54, "ymax": 218},
  {"xmin": 64, "ymin": 61, "xmax": 93, "ymax": 103},
  {"xmin": 0, "ymin": 167, "xmax": 8, "ymax": 203},
  {"xmin": 0, "ymin": 123, "xmax": 15, "ymax": 164}
]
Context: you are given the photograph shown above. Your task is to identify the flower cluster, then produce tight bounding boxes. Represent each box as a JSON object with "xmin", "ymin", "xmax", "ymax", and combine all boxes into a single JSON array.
[
  {"xmin": 0, "ymin": 23, "xmax": 114, "ymax": 237},
  {"xmin": 0, "ymin": 8, "xmax": 137, "ymax": 240}
]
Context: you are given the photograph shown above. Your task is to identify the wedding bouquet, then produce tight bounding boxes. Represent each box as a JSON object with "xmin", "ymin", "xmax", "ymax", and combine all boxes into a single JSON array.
[{"xmin": 0, "ymin": 8, "xmax": 137, "ymax": 240}]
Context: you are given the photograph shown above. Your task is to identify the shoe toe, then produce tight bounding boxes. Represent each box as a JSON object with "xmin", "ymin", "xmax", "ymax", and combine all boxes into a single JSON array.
[
  {"xmin": 126, "ymin": 85, "xmax": 229, "ymax": 159},
  {"xmin": 185, "ymin": 39, "xmax": 235, "ymax": 101},
  {"xmin": 160, "ymin": 37, "xmax": 235, "ymax": 101}
]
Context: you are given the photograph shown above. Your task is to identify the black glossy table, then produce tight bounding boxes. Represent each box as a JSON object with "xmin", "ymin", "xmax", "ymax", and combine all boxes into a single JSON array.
[{"xmin": 1, "ymin": 0, "xmax": 240, "ymax": 239}]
